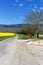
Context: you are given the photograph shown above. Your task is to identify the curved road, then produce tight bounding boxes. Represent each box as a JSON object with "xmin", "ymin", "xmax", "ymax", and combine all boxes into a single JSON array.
[{"xmin": 0, "ymin": 36, "xmax": 43, "ymax": 65}]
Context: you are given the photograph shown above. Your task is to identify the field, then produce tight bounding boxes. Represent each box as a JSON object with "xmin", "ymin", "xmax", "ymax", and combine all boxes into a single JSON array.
[{"xmin": 0, "ymin": 32, "xmax": 16, "ymax": 41}]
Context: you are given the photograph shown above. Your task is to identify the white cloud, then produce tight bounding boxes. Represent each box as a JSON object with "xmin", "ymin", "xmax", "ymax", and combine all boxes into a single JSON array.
[
  {"xmin": 18, "ymin": 3, "xmax": 24, "ymax": 7},
  {"xmin": 40, "ymin": 7, "xmax": 43, "ymax": 10},
  {"xmin": 34, "ymin": 6, "xmax": 38, "ymax": 9},
  {"xmin": 33, "ymin": 4, "xmax": 37, "ymax": 8},
  {"xmin": 32, "ymin": 8, "xmax": 36, "ymax": 12},
  {"xmin": 19, "ymin": 16, "xmax": 24, "ymax": 19}
]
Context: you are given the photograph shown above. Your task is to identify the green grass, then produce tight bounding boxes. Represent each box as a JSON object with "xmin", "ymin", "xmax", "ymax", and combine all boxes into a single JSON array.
[
  {"xmin": 0, "ymin": 36, "xmax": 15, "ymax": 41},
  {"xmin": 18, "ymin": 34, "xmax": 43, "ymax": 39},
  {"xmin": 18, "ymin": 34, "xmax": 28, "ymax": 39},
  {"xmin": 39, "ymin": 35, "xmax": 43, "ymax": 39},
  {"xmin": 33, "ymin": 35, "xmax": 43, "ymax": 39},
  {"xmin": 32, "ymin": 35, "xmax": 37, "ymax": 39}
]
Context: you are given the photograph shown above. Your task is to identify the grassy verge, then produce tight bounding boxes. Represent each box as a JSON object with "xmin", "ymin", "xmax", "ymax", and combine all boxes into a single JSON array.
[
  {"xmin": 32, "ymin": 35, "xmax": 43, "ymax": 39},
  {"xmin": 39, "ymin": 35, "xmax": 43, "ymax": 39},
  {"xmin": 0, "ymin": 36, "xmax": 15, "ymax": 41},
  {"xmin": 18, "ymin": 34, "xmax": 28, "ymax": 39},
  {"xmin": 18, "ymin": 34, "xmax": 43, "ymax": 39}
]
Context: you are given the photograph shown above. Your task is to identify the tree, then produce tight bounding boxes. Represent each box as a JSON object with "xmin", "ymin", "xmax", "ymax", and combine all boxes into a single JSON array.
[{"xmin": 24, "ymin": 9, "xmax": 43, "ymax": 38}]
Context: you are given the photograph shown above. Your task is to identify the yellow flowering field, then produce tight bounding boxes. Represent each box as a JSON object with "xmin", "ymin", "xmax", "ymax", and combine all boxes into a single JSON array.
[{"xmin": 0, "ymin": 32, "xmax": 15, "ymax": 36}]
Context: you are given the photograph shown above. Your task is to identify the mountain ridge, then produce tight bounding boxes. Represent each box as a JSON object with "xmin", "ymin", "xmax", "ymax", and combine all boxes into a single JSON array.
[{"xmin": 0, "ymin": 24, "xmax": 43, "ymax": 32}]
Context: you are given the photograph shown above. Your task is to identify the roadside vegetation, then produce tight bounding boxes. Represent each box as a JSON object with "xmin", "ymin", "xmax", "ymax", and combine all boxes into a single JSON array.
[
  {"xmin": 18, "ymin": 33, "xmax": 43, "ymax": 39},
  {"xmin": 0, "ymin": 36, "xmax": 14, "ymax": 41},
  {"xmin": 18, "ymin": 34, "xmax": 28, "ymax": 39},
  {"xmin": 0, "ymin": 32, "xmax": 16, "ymax": 41}
]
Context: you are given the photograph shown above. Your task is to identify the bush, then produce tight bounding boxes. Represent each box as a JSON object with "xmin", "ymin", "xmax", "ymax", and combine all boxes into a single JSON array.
[{"xmin": 18, "ymin": 34, "xmax": 28, "ymax": 39}]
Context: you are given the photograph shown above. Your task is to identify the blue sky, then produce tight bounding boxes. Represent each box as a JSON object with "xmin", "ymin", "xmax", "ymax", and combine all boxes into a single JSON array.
[{"xmin": 0, "ymin": 0, "xmax": 43, "ymax": 24}]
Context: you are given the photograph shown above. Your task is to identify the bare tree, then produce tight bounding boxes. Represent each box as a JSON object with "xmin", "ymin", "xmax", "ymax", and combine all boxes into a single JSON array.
[{"xmin": 24, "ymin": 9, "xmax": 43, "ymax": 38}]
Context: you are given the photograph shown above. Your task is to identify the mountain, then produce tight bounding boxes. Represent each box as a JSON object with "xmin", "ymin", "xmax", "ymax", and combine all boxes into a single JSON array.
[
  {"xmin": 0, "ymin": 24, "xmax": 24, "ymax": 32},
  {"xmin": 0, "ymin": 24, "xmax": 43, "ymax": 32}
]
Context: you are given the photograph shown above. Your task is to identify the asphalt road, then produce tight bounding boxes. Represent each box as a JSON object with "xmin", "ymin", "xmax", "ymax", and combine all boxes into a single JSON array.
[{"xmin": 0, "ymin": 37, "xmax": 43, "ymax": 65}]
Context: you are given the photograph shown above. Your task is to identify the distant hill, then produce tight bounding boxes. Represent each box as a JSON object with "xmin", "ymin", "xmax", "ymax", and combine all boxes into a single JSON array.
[
  {"xmin": 0, "ymin": 24, "xmax": 43, "ymax": 32},
  {"xmin": 0, "ymin": 24, "xmax": 23, "ymax": 28},
  {"xmin": 0, "ymin": 24, "xmax": 24, "ymax": 32}
]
